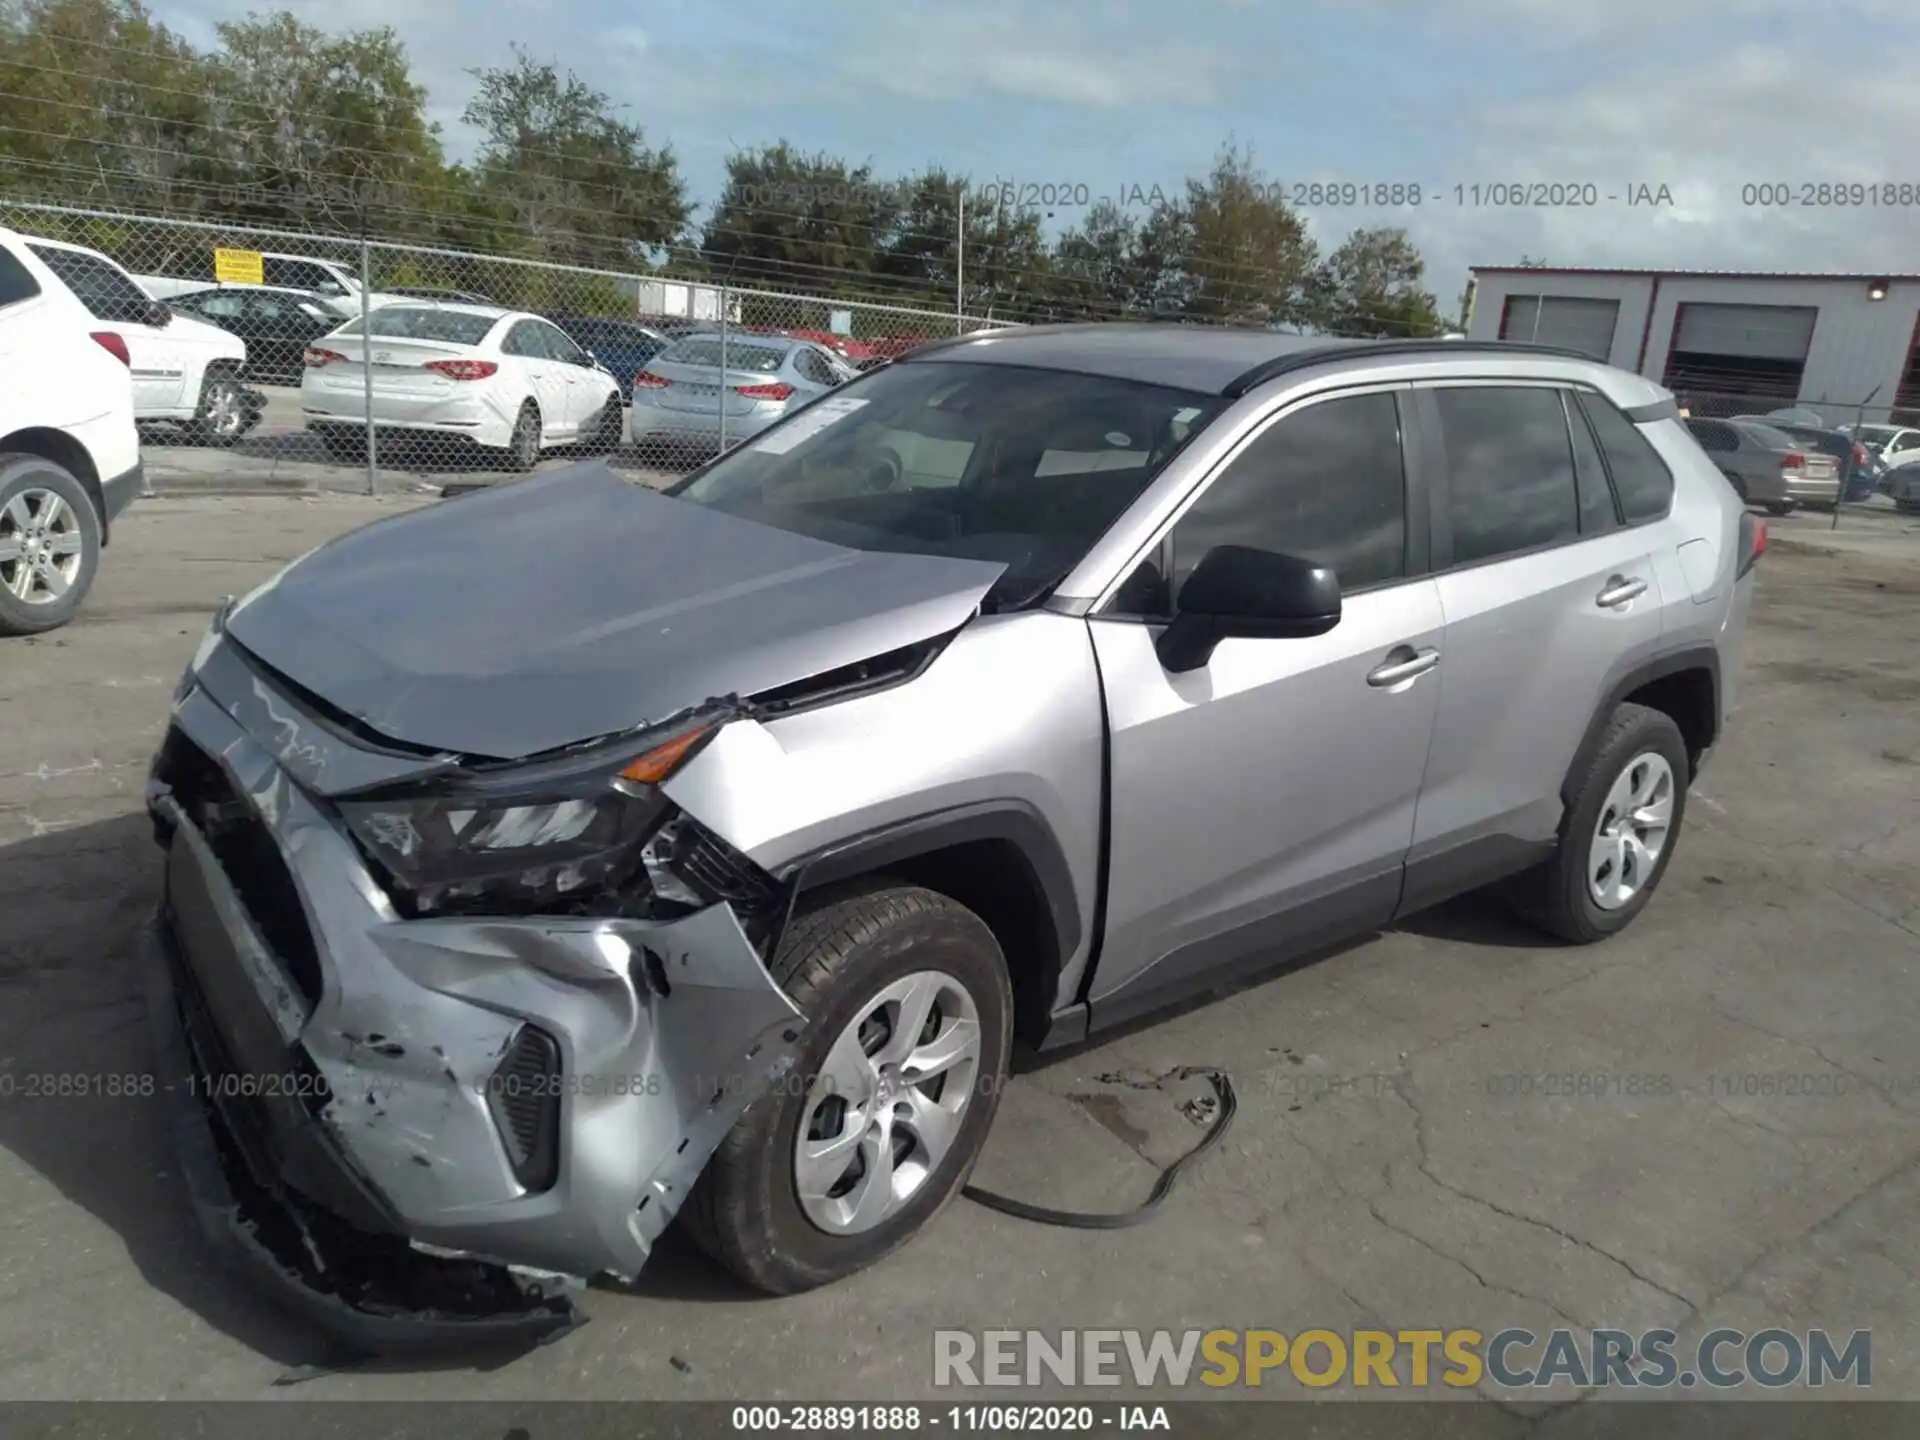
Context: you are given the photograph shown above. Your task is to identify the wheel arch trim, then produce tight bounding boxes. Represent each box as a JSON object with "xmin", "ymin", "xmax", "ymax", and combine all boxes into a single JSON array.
[{"xmin": 1561, "ymin": 644, "xmax": 1721, "ymax": 809}]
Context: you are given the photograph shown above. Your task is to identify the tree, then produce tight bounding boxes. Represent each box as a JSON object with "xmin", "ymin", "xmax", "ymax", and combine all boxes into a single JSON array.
[
  {"xmin": 0, "ymin": 0, "xmax": 220, "ymax": 214},
  {"xmin": 201, "ymin": 14, "xmax": 443, "ymax": 235},
  {"xmin": 1144, "ymin": 143, "xmax": 1319, "ymax": 326},
  {"xmin": 699, "ymin": 143, "xmax": 898, "ymax": 296},
  {"xmin": 876, "ymin": 170, "xmax": 1051, "ymax": 318},
  {"xmin": 1310, "ymin": 227, "xmax": 1446, "ymax": 339},
  {"xmin": 463, "ymin": 47, "xmax": 687, "ymax": 266},
  {"xmin": 1041, "ymin": 201, "xmax": 1148, "ymax": 320}
]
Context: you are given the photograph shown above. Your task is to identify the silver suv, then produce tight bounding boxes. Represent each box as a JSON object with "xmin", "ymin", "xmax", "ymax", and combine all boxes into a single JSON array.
[{"xmin": 142, "ymin": 327, "xmax": 1760, "ymax": 1351}]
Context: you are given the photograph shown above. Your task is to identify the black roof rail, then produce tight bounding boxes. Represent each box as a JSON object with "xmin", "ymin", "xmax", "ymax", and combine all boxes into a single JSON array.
[{"xmin": 1220, "ymin": 338, "xmax": 1600, "ymax": 398}]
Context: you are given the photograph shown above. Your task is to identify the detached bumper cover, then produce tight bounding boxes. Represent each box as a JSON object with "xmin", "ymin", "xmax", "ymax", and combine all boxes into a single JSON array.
[{"xmin": 143, "ymin": 655, "xmax": 808, "ymax": 1353}]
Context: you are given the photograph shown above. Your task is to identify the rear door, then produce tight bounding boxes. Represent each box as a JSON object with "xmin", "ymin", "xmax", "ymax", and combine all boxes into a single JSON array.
[
  {"xmin": 1403, "ymin": 383, "xmax": 1670, "ymax": 907},
  {"xmin": 534, "ymin": 319, "xmax": 600, "ymax": 433},
  {"xmin": 501, "ymin": 321, "xmax": 567, "ymax": 437}
]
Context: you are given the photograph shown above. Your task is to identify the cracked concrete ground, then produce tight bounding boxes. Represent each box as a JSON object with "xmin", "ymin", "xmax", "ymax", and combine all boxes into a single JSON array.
[{"xmin": 0, "ymin": 495, "xmax": 1914, "ymax": 1416}]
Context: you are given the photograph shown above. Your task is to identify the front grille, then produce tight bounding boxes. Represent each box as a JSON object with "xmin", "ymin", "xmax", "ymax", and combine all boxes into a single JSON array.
[
  {"xmin": 153, "ymin": 726, "xmax": 324, "ymax": 1006},
  {"xmin": 677, "ymin": 820, "xmax": 781, "ymax": 909},
  {"xmin": 486, "ymin": 1025, "xmax": 561, "ymax": 1193}
]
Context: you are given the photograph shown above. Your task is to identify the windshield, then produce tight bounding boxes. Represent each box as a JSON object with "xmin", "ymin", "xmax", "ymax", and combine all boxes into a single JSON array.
[
  {"xmin": 334, "ymin": 307, "xmax": 499, "ymax": 344},
  {"xmin": 670, "ymin": 359, "xmax": 1223, "ymax": 608},
  {"xmin": 659, "ymin": 338, "xmax": 786, "ymax": 373},
  {"xmin": 1854, "ymin": 425, "xmax": 1900, "ymax": 449},
  {"xmin": 1735, "ymin": 421, "xmax": 1798, "ymax": 450}
]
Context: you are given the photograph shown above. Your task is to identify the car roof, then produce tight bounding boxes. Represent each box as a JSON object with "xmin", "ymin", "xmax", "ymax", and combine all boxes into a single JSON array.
[
  {"xmin": 894, "ymin": 323, "xmax": 1617, "ymax": 398},
  {"xmin": 364, "ymin": 300, "xmax": 518, "ymax": 321}
]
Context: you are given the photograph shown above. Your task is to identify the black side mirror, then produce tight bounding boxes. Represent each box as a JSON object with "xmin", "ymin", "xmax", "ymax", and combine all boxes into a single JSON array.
[
  {"xmin": 146, "ymin": 301, "xmax": 172, "ymax": 328},
  {"xmin": 1155, "ymin": 544, "xmax": 1341, "ymax": 673}
]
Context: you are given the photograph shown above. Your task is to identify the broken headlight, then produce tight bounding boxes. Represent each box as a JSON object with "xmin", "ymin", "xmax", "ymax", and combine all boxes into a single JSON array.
[{"xmin": 338, "ymin": 721, "xmax": 715, "ymax": 915}]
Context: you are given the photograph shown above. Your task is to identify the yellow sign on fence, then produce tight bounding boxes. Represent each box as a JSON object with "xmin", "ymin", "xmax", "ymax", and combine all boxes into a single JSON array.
[{"xmin": 212, "ymin": 247, "xmax": 263, "ymax": 285}]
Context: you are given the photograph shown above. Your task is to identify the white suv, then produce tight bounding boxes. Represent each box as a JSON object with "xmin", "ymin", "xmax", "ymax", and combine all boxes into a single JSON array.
[
  {"xmin": 23, "ymin": 235, "xmax": 252, "ymax": 445},
  {"xmin": 0, "ymin": 227, "xmax": 143, "ymax": 635}
]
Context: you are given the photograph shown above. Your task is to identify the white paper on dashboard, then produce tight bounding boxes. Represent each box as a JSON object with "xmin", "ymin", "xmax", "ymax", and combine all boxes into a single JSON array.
[{"xmin": 751, "ymin": 396, "xmax": 871, "ymax": 454}]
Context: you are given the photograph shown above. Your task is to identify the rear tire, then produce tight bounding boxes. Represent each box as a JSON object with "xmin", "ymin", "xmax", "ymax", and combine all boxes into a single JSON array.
[
  {"xmin": 1765, "ymin": 502, "xmax": 1793, "ymax": 517},
  {"xmin": 502, "ymin": 402, "xmax": 540, "ymax": 473},
  {"xmin": 316, "ymin": 426, "xmax": 365, "ymax": 464},
  {"xmin": 0, "ymin": 456, "xmax": 101, "ymax": 637},
  {"xmin": 683, "ymin": 883, "xmax": 1013, "ymax": 1295},
  {"xmin": 1507, "ymin": 703, "xmax": 1690, "ymax": 944}
]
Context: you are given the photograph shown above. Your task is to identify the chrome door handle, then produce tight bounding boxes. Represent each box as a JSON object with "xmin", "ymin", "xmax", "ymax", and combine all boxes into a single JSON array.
[
  {"xmin": 1367, "ymin": 646, "xmax": 1441, "ymax": 687},
  {"xmin": 1596, "ymin": 575, "xmax": 1648, "ymax": 607}
]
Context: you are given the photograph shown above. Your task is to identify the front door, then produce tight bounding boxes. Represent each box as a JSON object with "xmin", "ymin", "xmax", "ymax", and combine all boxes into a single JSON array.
[{"xmin": 1087, "ymin": 388, "xmax": 1445, "ymax": 1023}]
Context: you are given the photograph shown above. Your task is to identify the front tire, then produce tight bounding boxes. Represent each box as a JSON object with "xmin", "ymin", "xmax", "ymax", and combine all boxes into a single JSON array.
[
  {"xmin": 684, "ymin": 883, "xmax": 1013, "ymax": 1295},
  {"xmin": 585, "ymin": 397, "xmax": 624, "ymax": 455},
  {"xmin": 0, "ymin": 456, "xmax": 101, "ymax": 637},
  {"xmin": 1508, "ymin": 703, "xmax": 1690, "ymax": 943},
  {"xmin": 189, "ymin": 367, "xmax": 247, "ymax": 447}
]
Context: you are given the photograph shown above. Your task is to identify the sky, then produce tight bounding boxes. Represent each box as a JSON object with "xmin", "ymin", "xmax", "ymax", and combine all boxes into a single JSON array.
[{"xmin": 152, "ymin": 0, "xmax": 1920, "ymax": 304}]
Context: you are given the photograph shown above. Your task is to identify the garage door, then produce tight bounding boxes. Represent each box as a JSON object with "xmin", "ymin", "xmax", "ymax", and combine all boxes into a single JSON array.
[
  {"xmin": 1499, "ymin": 296, "xmax": 1620, "ymax": 360},
  {"xmin": 1673, "ymin": 304, "xmax": 1817, "ymax": 361}
]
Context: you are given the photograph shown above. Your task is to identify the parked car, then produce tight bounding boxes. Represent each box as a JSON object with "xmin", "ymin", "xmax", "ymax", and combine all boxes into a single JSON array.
[
  {"xmin": 1843, "ymin": 423, "xmax": 1920, "ymax": 509},
  {"xmin": 1685, "ymin": 415, "xmax": 1839, "ymax": 514},
  {"xmin": 1734, "ymin": 414, "xmax": 1873, "ymax": 503},
  {"xmin": 300, "ymin": 303, "xmax": 625, "ymax": 469},
  {"xmin": 139, "ymin": 251, "xmax": 409, "ymax": 319},
  {"xmin": 550, "ymin": 315, "xmax": 672, "ymax": 402},
  {"xmin": 630, "ymin": 333, "xmax": 856, "ymax": 458},
  {"xmin": 387, "ymin": 286, "xmax": 498, "ymax": 305},
  {"xmin": 0, "ymin": 227, "xmax": 143, "ymax": 635},
  {"xmin": 144, "ymin": 327, "xmax": 1756, "ymax": 1350},
  {"xmin": 167, "ymin": 285, "xmax": 343, "ymax": 386},
  {"xmin": 25, "ymin": 235, "xmax": 255, "ymax": 446}
]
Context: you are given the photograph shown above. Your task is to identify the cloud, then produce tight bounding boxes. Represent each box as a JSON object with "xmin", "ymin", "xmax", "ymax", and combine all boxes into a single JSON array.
[{"xmin": 830, "ymin": 0, "xmax": 1247, "ymax": 108}]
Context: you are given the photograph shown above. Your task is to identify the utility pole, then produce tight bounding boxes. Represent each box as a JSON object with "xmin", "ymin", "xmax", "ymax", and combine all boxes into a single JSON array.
[{"xmin": 955, "ymin": 183, "xmax": 966, "ymax": 334}]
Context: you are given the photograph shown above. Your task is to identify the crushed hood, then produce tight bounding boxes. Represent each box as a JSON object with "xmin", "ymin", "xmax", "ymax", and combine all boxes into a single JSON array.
[{"xmin": 224, "ymin": 462, "xmax": 1006, "ymax": 759}]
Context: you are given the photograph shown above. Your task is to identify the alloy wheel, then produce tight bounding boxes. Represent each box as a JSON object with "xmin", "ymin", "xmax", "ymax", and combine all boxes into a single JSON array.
[
  {"xmin": 1587, "ymin": 751, "xmax": 1676, "ymax": 911},
  {"xmin": 0, "ymin": 488, "xmax": 85, "ymax": 606},
  {"xmin": 793, "ymin": 970, "xmax": 983, "ymax": 1236}
]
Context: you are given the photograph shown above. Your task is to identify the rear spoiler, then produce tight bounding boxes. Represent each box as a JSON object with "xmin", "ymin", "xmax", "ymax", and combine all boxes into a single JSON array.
[{"xmin": 1623, "ymin": 397, "xmax": 1680, "ymax": 424}]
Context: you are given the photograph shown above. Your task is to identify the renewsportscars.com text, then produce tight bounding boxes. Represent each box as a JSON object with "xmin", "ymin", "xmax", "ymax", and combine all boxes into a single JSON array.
[{"xmin": 933, "ymin": 1327, "xmax": 1870, "ymax": 1390}]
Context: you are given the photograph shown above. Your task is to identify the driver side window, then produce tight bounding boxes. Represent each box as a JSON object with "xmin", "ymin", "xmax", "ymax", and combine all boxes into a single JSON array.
[{"xmin": 1112, "ymin": 391, "xmax": 1410, "ymax": 618}]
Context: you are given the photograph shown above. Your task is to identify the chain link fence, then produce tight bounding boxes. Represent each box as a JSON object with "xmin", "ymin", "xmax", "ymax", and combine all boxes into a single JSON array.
[
  {"xmin": 1671, "ymin": 389, "xmax": 1920, "ymax": 517},
  {"xmin": 0, "ymin": 199, "xmax": 1009, "ymax": 492}
]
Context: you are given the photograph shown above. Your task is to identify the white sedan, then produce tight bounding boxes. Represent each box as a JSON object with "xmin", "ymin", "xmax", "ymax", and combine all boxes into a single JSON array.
[{"xmin": 300, "ymin": 304, "xmax": 625, "ymax": 470}]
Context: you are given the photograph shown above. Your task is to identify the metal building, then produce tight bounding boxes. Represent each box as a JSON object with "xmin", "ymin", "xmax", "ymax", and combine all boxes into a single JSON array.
[{"xmin": 1464, "ymin": 266, "xmax": 1920, "ymax": 421}]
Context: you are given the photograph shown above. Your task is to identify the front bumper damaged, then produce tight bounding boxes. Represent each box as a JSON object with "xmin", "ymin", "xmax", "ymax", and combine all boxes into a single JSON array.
[{"xmin": 142, "ymin": 656, "xmax": 806, "ymax": 1357}]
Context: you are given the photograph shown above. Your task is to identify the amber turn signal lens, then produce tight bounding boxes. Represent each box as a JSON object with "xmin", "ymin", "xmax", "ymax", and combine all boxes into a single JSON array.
[{"xmin": 618, "ymin": 725, "xmax": 714, "ymax": 785}]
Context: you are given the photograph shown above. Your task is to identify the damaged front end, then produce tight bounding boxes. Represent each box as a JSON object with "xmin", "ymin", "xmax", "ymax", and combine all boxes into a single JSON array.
[{"xmin": 142, "ymin": 622, "xmax": 806, "ymax": 1357}]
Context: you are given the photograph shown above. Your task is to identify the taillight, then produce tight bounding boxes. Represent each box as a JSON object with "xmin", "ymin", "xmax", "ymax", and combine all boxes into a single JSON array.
[
  {"xmin": 90, "ymin": 331, "xmax": 130, "ymax": 366},
  {"xmin": 736, "ymin": 382, "xmax": 795, "ymax": 401},
  {"xmin": 423, "ymin": 359, "xmax": 498, "ymax": 380},
  {"xmin": 634, "ymin": 371, "xmax": 671, "ymax": 389},
  {"xmin": 1780, "ymin": 451, "xmax": 1805, "ymax": 472},
  {"xmin": 1738, "ymin": 512, "xmax": 1767, "ymax": 579},
  {"xmin": 1853, "ymin": 443, "xmax": 1870, "ymax": 467},
  {"xmin": 304, "ymin": 347, "xmax": 345, "ymax": 368}
]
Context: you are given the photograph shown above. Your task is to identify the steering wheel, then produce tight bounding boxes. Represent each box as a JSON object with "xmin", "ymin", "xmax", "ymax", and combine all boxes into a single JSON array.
[{"xmin": 862, "ymin": 448, "xmax": 904, "ymax": 493}]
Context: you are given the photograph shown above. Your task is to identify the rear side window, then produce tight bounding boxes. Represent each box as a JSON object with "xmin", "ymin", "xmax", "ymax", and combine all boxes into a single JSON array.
[
  {"xmin": 1580, "ymin": 394, "xmax": 1676, "ymax": 523},
  {"xmin": 1686, "ymin": 418, "xmax": 1737, "ymax": 454},
  {"xmin": 1431, "ymin": 386, "xmax": 1580, "ymax": 565},
  {"xmin": 263, "ymin": 257, "xmax": 337, "ymax": 291},
  {"xmin": 28, "ymin": 244, "xmax": 152, "ymax": 324},
  {"xmin": 0, "ymin": 247, "xmax": 42, "ymax": 307},
  {"xmin": 1564, "ymin": 394, "xmax": 1619, "ymax": 534}
]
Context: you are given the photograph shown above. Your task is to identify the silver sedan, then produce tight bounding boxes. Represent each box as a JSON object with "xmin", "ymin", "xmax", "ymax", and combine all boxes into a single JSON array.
[{"xmin": 630, "ymin": 333, "xmax": 856, "ymax": 460}]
